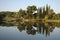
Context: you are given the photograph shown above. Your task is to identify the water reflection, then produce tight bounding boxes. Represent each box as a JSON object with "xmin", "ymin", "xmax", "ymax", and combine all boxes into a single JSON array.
[
  {"xmin": 17, "ymin": 22, "xmax": 55, "ymax": 36},
  {"xmin": 0, "ymin": 21, "xmax": 60, "ymax": 37}
]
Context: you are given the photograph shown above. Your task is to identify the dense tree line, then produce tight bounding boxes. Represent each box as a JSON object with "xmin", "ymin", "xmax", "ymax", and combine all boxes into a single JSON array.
[
  {"xmin": 18, "ymin": 5, "xmax": 56, "ymax": 19},
  {"xmin": 0, "ymin": 5, "xmax": 60, "ymax": 21}
]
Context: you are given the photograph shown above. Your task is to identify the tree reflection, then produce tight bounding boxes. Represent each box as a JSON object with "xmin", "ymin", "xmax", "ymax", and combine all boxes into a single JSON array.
[
  {"xmin": 0, "ymin": 21, "xmax": 60, "ymax": 36},
  {"xmin": 17, "ymin": 22, "xmax": 25, "ymax": 32},
  {"xmin": 16, "ymin": 22, "xmax": 56, "ymax": 36}
]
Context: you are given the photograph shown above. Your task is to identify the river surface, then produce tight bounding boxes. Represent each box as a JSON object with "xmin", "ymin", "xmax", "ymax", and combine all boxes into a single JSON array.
[{"xmin": 0, "ymin": 22, "xmax": 60, "ymax": 40}]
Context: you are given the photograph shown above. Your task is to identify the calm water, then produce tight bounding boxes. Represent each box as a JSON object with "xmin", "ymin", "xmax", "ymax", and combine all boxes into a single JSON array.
[{"xmin": 0, "ymin": 22, "xmax": 60, "ymax": 40}]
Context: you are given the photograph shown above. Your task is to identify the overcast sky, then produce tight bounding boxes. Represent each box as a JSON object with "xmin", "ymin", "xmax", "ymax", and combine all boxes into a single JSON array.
[{"xmin": 0, "ymin": 0, "xmax": 60, "ymax": 13}]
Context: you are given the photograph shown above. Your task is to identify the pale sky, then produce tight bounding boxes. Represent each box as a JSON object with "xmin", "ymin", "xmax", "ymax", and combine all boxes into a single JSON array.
[{"xmin": 0, "ymin": 0, "xmax": 60, "ymax": 13}]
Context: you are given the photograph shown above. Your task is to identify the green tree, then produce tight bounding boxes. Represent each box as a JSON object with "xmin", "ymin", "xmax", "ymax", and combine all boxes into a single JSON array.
[
  {"xmin": 27, "ymin": 5, "xmax": 37, "ymax": 18},
  {"xmin": 37, "ymin": 7, "xmax": 42, "ymax": 19},
  {"xmin": 18, "ymin": 9, "xmax": 26, "ymax": 18}
]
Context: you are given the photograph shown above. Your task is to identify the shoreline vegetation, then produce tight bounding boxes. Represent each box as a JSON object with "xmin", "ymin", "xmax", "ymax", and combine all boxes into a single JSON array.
[{"xmin": 0, "ymin": 4, "xmax": 60, "ymax": 23}]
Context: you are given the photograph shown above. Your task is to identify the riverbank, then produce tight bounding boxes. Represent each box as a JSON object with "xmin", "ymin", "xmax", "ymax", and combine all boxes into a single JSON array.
[{"xmin": 5, "ymin": 17, "xmax": 60, "ymax": 23}]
